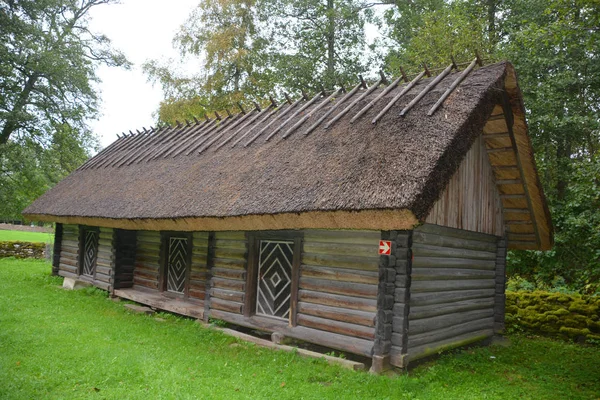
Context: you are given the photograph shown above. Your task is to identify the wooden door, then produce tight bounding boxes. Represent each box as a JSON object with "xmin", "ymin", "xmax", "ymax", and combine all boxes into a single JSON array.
[
  {"xmin": 166, "ymin": 236, "xmax": 189, "ymax": 294},
  {"xmin": 81, "ymin": 229, "xmax": 98, "ymax": 277},
  {"xmin": 256, "ymin": 240, "xmax": 294, "ymax": 320}
]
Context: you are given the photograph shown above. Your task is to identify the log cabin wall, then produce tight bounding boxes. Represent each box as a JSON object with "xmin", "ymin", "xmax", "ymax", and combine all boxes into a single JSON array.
[
  {"xmin": 296, "ymin": 230, "xmax": 380, "ymax": 350},
  {"xmin": 93, "ymin": 227, "xmax": 115, "ymax": 291},
  {"xmin": 208, "ymin": 231, "xmax": 248, "ymax": 316},
  {"xmin": 495, "ymin": 236, "xmax": 508, "ymax": 333},
  {"xmin": 189, "ymin": 231, "xmax": 210, "ymax": 304},
  {"xmin": 406, "ymin": 224, "xmax": 498, "ymax": 363},
  {"xmin": 425, "ymin": 135, "xmax": 504, "ymax": 237},
  {"xmin": 133, "ymin": 230, "xmax": 161, "ymax": 291},
  {"xmin": 58, "ymin": 224, "xmax": 79, "ymax": 279},
  {"xmin": 113, "ymin": 229, "xmax": 137, "ymax": 290}
]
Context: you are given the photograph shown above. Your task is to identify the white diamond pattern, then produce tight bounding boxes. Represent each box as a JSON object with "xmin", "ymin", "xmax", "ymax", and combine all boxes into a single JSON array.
[{"xmin": 256, "ymin": 240, "xmax": 294, "ymax": 320}]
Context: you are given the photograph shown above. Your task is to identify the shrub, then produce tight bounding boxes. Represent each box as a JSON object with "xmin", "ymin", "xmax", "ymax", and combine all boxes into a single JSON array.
[
  {"xmin": 0, "ymin": 241, "xmax": 45, "ymax": 259},
  {"xmin": 505, "ymin": 290, "xmax": 600, "ymax": 344}
]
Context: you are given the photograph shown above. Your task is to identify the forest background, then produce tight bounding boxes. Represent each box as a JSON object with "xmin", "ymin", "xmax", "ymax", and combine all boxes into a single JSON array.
[{"xmin": 1, "ymin": 0, "xmax": 598, "ymax": 293}]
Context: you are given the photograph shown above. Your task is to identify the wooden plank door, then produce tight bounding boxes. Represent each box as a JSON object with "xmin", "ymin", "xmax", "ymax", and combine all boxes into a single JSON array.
[
  {"xmin": 166, "ymin": 236, "xmax": 189, "ymax": 294},
  {"xmin": 256, "ymin": 240, "xmax": 294, "ymax": 320},
  {"xmin": 81, "ymin": 230, "xmax": 98, "ymax": 277}
]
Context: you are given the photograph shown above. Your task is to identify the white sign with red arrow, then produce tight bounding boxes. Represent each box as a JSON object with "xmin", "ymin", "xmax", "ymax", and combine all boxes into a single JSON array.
[{"xmin": 379, "ymin": 240, "xmax": 392, "ymax": 255}]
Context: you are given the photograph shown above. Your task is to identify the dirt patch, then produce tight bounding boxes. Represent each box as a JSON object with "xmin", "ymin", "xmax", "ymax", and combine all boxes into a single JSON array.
[{"xmin": 0, "ymin": 223, "xmax": 53, "ymax": 233}]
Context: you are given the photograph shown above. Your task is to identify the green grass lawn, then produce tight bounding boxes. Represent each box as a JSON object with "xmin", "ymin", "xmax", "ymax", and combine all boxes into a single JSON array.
[
  {"xmin": 0, "ymin": 229, "xmax": 54, "ymax": 243},
  {"xmin": 1, "ymin": 258, "xmax": 598, "ymax": 399}
]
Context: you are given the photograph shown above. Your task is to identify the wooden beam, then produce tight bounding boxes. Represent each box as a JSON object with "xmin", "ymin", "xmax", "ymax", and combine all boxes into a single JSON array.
[
  {"xmin": 496, "ymin": 179, "xmax": 522, "ymax": 185},
  {"xmin": 483, "ymin": 132, "xmax": 510, "ymax": 139},
  {"xmin": 486, "ymin": 146, "xmax": 513, "ymax": 153}
]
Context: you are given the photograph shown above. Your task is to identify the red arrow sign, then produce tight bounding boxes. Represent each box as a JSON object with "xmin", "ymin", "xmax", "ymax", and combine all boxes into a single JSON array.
[{"xmin": 379, "ymin": 240, "xmax": 392, "ymax": 255}]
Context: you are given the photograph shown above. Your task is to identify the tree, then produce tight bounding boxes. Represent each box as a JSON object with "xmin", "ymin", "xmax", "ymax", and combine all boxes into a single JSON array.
[
  {"xmin": 0, "ymin": 0, "xmax": 129, "ymax": 220},
  {"xmin": 0, "ymin": 0, "xmax": 129, "ymax": 146},
  {"xmin": 144, "ymin": 0, "xmax": 379, "ymax": 124}
]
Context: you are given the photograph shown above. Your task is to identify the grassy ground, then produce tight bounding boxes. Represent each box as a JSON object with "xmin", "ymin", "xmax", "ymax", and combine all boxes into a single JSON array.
[
  {"xmin": 1, "ymin": 258, "xmax": 598, "ymax": 399},
  {"xmin": 0, "ymin": 229, "xmax": 54, "ymax": 243}
]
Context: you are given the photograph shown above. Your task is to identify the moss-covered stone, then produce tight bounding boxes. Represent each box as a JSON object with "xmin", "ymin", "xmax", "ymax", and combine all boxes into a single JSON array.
[
  {"xmin": 506, "ymin": 290, "xmax": 600, "ymax": 345},
  {"xmin": 0, "ymin": 241, "xmax": 45, "ymax": 259}
]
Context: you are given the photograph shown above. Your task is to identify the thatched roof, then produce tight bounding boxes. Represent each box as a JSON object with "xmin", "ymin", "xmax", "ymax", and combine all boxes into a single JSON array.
[{"xmin": 23, "ymin": 61, "xmax": 553, "ymax": 250}]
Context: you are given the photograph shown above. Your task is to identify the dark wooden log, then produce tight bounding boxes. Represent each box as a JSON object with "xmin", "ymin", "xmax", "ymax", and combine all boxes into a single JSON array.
[
  {"xmin": 409, "ymin": 297, "xmax": 495, "ymax": 320},
  {"xmin": 94, "ymin": 273, "xmax": 111, "ymax": 284},
  {"xmin": 133, "ymin": 276, "xmax": 159, "ymax": 290},
  {"xmin": 210, "ymin": 288, "xmax": 245, "ymax": 303},
  {"xmin": 214, "ymin": 247, "xmax": 246, "ymax": 260},
  {"xmin": 212, "ymin": 267, "xmax": 246, "ymax": 280},
  {"xmin": 301, "ymin": 265, "xmax": 378, "ymax": 285},
  {"xmin": 59, "ymin": 257, "xmax": 78, "ymax": 268},
  {"xmin": 412, "ymin": 232, "xmax": 497, "ymax": 252},
  {"xmin": 411, "ymin": 243, "xmax": 496, "ymax": 260},
  {"xmin": 211, "ymin": 277, "xmax": 245, "ymax": 292},
  {"xmin": 59, "ymin": 264, "xmax": 77, "ymax": 274},
  {"xmin": 189, "ymin": 288, "xmax": 206, "ymax": 300},
  {"xmin": 300, "ymin": 277, "xmax": 377, "ymax": 298},
  {"xmin": 411, "ymin": 279, "xmax": 495, "ymax": 293},
  {"xmin": 415, "ymin": 224, "xmax": 497, "ymax": 243},
  {"xmin": 58, "ymin": 270, "xmax": 78, "ymax": 279},
  {"xmin": 301, "ymin": 253, "xmax": 378, "ymax": 271},
  {"xmin": 410, "ymin": 288, "xmax": 495, "ymax": 306},
  {"xmin": 190, "ymin": 270, "xmax": 208, "ymax": 281},
  {"xmin": 298, "ymin": 289, "xmax": 377, "ymax": 312},
  {"xmin": 208, "ymin": 309, "xmax": 374, "ymax": 357},
  {"xmin": 302, "ymin": 242, "xmax": 379, "ymax": 258},
  {"xmin": 411, "ymin": 268, "xmax": 495, "ymax": 280},
  {"xmin": 408, "ymin": 309, "xmax": 494, "ymax": 335},
  {"xmin": 407, "ymin": 318, "xmax": 494, "ymax": 351},
  {"xmin": 412, "ymin": 257, "xmax": 496, "ymax": 270},
  {"xmin": 115, "ymin": 288, "xmax": 204, "ymax": 320},
  {"xmin": 296, "ymin": 314, "xmax": 375, "ymax": 340},
  {"xmin": 213, "ymin": 257, "xmax": 246, "ymax": 270},
  {"xmin": 297, "ymin": 302, "xmax": 376, "ymax": 327},
  {"xmin": 210, "ymin": 297, "xmax": 243, "ymax": 314}
]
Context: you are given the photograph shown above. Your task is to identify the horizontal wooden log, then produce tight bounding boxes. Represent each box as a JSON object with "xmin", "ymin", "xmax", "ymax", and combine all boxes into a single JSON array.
[
  {"xmin": 409, "ymin": 297, "xmax": 495, "ymax": 320},
  {"xmin": 94, "ymin": 273, "xmax": 111, "ymax": 284},
  {"xmin": 408, "ymin": 309, "xmax": 494, "ymax": 335},
  {"xmin": 407, "ymin": 318, "xmax": 495, "ymax": 351},
  {"xmin": 136, "ymin": 242, "xmax": 161, "ymax": 253},
  {"xmin": 303, "ymin": 241, "xmax": 379, "ymax": 258},
  {"xmin": 214, "ymin": 231, "xmax": 245, "ymax": 241},
  {"xmin": 412, "ymin": 257, "xmax": 496, "ymax": 270},
  {"xmin": 98, "ymin": 238, "xmax": 113, "ymax": 248},
  {"xmin": 191, "ymin": 254, "xmax": 207, "ymax": 265},
  {"xmin": 214, "ymin": 247, "xmax": 246, "ymax": 260},
  {"xmin": 135, "ymin": 253, "xmax": 160, "ymax": 264},
  {"xmin": 189, "ymin": 288, "xmax": 206, "ymax": 300},
  {"xmin": 59, "ymin": 249, "xmax": 78, "ymax": 259},
  {"xmin": 58, "ymin": 270, "xmax": 78, "ymax": 279},
  {"xmin": 412, "ymin": 232, "xmax": 497, "ymax": 253},
  {"xmin": 193, "ymin": 231, "xmax": 210, "ymax": 240},
  {"xmin": 210, "ymin": 298, "xmax": 243, "ymax": 314},
  {"xmin": 59, "ymin": 257, "xmax": 78, "ymax": 268},
  {"xmin": 299, "ymin": 289, "xmax": 377, "ymax": 312},
  {"xmin": 91, "ymin": 279, "xmax": 110, "ymax": 291},
  {"xmin": 211, "ymin": 277, "xmax": 245, "ymax": 292},
  {"xmin": 208, "ymin": 309, "xmax": 374, "ymax": 357},
  {"xmin": 298, "ymin": 302, "xmax": 376, "ymax": 327},
  {"xmin": 190, "ymin": 270, "xmax": 208, "ymax": 281},
  {"xmin": 212, "ymin": 268, "xmax": 246, "ymax": 280},
  {"xmin": 135, "ymin": 269, "xmax": 158, "ymax": 281},
  {"xmin": 133, "ymin": 276, "xmax": 158, "ymax": 290},
  {"xmin": 135, "ymin": 262, "xmax": 160, "ymax": 273},
  {"xmin": 411, "ymin": 268, "xmax": 495, "ymax": 281},
  {"xmin": 59, "ymin": 263, "xmax": 77, "ymax": 274},
  {"xmin": 411, "ymin": 279, "xmax": 495, "ymax": 293},
  {"xmin": 62, "ymin": 239, "xmax": 79, "ymax": 248},
  {"xmin": 211, "ymin": 288, "xmax": 244, "ymax": 303},
  {"xmin": 301, "ymin": 253, "xmax": 378, "ymax": 271},
  {"xmin": 304, "ymin": 229, "xmax": 381, "ymax": 245},
  {"xmin": 300, "ymin": 277, "xmax": 377, "ymax": 299},
  {"xmin": 411, "ymin": 243, "xmax": 496, "ymax": 260},
  {"xmin": 95, "ymin": 265, "xmax": 111, "ymax": 276},
  {"xmin": 410, "ymin": 288, "xmax": 495, "ymax": 306},
  {"xmin": 301, "ymin": 265, "xmax": 378, "ymax": 285},
  {"xmin": 215, "ymin": 239, "xmax": 246, "ymax": 249},
  {"xmin": 297, "ymin": 314, "xmax": 374, "ymax": 340},
  {"xmin": 213, "ymin": 257, "xmax": 245, "ymax": 270}
]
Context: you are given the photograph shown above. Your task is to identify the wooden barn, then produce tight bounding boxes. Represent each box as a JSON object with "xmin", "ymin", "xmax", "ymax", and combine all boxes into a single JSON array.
[{"xmin": 24, "ymin": 60, "xmax": 552, "ymax": 372}]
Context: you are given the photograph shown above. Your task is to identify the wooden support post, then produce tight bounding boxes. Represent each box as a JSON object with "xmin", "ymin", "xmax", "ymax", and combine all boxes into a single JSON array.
[
  {"xmin": 52, "ymin": 223, "xmax": 63, "ymax": 276},
  {"xmin": 204, "ymin": 232, "xmax": 216, "ymax": 322}
]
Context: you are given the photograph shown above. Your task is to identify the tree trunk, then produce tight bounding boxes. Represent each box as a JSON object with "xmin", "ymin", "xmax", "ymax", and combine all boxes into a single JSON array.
[
  {"xmin": 326, "ymin": 0, "xmax": 335, "ymax": 86},
  {"xmin": 1, "ymin": 73, "xmax": 39, "ymax": 145}
]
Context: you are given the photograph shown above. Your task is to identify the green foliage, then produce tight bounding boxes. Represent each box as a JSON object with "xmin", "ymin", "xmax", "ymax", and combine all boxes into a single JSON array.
[
  {"xmin": 505, "ymin": 290, "xmax": 600, "ymax": 343},
  {"xmin": 2, "ymin": 258, "xmax": 600, "ymax": 399}
]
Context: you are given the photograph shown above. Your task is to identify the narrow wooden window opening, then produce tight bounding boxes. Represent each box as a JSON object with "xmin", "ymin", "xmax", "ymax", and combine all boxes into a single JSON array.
[
  {"xmin": 245, "ymin": 231, "xmax": 302, "ymax": 326},
  {"xmin": 79, "ymin": 226, "xmax": 99, "ymax": 278}
]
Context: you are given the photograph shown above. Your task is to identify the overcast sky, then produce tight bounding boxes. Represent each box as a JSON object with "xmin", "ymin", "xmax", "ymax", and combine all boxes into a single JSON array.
[{"xmin": 88, "ymin": 0, "xmax": 199, "ymax": 148}]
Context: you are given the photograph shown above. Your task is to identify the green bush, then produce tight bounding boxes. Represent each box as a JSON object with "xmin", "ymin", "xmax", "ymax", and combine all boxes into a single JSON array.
[
  {"xmin": 0, "ymin": 241, "xmax": 46, "ymax": 259},
  {"xmin": 506, "ymin": 290, "xmax": 600, "ymax": 344}
]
